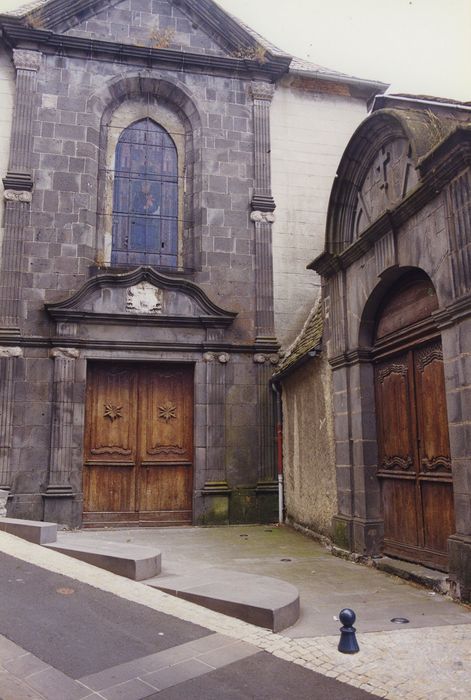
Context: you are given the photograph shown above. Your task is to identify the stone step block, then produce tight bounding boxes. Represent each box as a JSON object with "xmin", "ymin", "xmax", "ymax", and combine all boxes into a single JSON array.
[
  {"xmin": 0, "ymin": 517, "xmax": 57, "ymax": 544},
  {"xmin": 146, "ymin": 568, "xmax": 300, "ymax": 632},
  {"xmin": 46, "ymin": 536, "xmax": 161, "ymax": 581}
]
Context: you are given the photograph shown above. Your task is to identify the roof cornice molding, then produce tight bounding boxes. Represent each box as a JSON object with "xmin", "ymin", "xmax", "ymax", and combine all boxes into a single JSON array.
[{"xmin": 0, "ymin": 17, "xmax": 290, "ymax": 80}]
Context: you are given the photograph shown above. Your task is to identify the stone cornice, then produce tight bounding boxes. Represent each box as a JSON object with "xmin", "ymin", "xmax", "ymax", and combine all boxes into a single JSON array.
[
  {"xmin": 433, "ymin": 293, "xmax": 471, "ymax": 329},
  {"xmin": 0, "ymin": 20, "xmax": 290, "ymax": 81},
  {"xmin": 251, "ymin": 195, "xmax": 276, "ymax": 213},
  {"xmin": 2, "ymin": 171, "xmax": 34, "ymax": 192},
  {"xmin": 310, "ymin": 127, "xmax": 471, "ymax": 279},
  {"xmin": 329, "ymin": 348, "xmax": 373, "ymax": 369}
]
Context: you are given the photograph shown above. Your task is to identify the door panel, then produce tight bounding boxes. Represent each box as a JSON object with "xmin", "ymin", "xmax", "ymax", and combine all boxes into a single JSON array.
[
  {"xmin": 83, "ymin": 362, "xmax": 193, "ymax": 527},
  {"xmin": 421, "ymin": 481, "xmax": 455, "ymax": 553},
  {"xmin": 381, "ymin": 478, "xmax": 418, "ymax": 547},
  {"xmin": 139, "ymin": 365, "xmax": 193, "ymax": 522},
  {"xmin": 375, "ymin": 357, "xmax": 414, "ymax": 472},
  {"xmin": 375, "ymin": 340, "xmax": 455, "ymax": 571}
]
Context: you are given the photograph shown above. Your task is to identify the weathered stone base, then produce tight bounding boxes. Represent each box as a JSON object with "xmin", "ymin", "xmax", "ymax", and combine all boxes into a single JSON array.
[
  {"xmin": 331, "ymin": 514, "xmax": 353, "ymax": 550},
  {"xmin": 197, "ymin": 482, "xmax": 231, "ymax": 525},
  {"xmin": 332, "ymin": 515, "xmax": 383, "ymax": 556},
  {"xmin": 7, "ymin": 493, "xmax": 44, "ymax": 522},
  {"xmin": 229, "ymin": 487, "xmax": 278, "ymax": 525},
  {"xmin": 255, "ymin": 481, "xmax": 279, "ymax": 524},
  {"xmin": 448, "ymin": 534, "xmax": 471, "ymax": 603},
  {"xmin": 43, "ymin": 492, "xmax": 83, "ymax": 529},
  {"xmin": 352, "ymin": 518, "xmax": 384, "ymax": 556}
]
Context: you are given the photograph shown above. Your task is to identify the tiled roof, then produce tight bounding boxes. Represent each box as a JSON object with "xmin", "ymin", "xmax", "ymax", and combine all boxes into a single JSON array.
[{"xmin": 274, "ymin": 301, "xmax": 323, "ymax": 378}]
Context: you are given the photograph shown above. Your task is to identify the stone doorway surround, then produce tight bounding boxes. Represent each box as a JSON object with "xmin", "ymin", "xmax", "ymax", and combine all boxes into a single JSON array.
[{"xmin": 41, "ymin": 266, "xmax": 237, "ymax": 529}]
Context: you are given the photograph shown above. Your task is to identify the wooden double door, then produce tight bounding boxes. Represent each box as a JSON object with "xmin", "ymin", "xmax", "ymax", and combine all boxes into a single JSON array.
[
  {"xmin": 375, "ymin": 340, "xmax": 455, "ymax": 570},
  {"xmin": 83, "ymin": 362, "xmax": 194, "ymax": 527}
]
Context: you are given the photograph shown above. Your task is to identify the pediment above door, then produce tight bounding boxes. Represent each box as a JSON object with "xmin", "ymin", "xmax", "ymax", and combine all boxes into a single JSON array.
[{"xmin": 45, "ymin": 266, "xmax": 237, "ymax": 329}]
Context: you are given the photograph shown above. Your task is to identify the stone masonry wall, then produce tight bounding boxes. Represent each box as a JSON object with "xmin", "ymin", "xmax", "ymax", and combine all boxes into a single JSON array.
[
  {"xmin": 65, "ymin": 0, "xmax": 228, "ymax": 56},
  {"xmin": 23, "ymin": 52, "xmax": 255, "ymax": 340}
]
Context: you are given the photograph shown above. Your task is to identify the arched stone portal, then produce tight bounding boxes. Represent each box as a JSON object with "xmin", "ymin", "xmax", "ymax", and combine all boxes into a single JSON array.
[
  {"xmin": 310, "ymin": 95, "xmax": 471, "ymax": 601},
  {"xmin": 373, "ymin": 271, "xmax": 454, "ymax": 570}
]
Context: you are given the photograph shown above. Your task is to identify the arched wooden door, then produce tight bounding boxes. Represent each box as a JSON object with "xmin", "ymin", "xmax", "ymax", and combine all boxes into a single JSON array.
[
  {"xmin": 83, "ymin": 362, "xmax": 194, "ymax": 528},
  {"xmin": 373, "ymin": 273, "xmax": 455, "ymax": 570}
]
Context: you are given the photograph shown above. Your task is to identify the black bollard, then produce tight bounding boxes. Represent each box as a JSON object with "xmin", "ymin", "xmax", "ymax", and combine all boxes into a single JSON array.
[{"xmin": 338, "ymin": 608, "xmax": 360, "ymax": 654}]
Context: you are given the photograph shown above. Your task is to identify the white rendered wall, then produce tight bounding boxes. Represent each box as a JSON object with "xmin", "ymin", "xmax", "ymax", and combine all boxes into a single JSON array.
[
  {"xmin": 271, "ymin": 79, "xmax": 367, "ymax": 347},
  {"xmin": 0, "ymin": 44, "xmax": 15, "ymax": 248}
]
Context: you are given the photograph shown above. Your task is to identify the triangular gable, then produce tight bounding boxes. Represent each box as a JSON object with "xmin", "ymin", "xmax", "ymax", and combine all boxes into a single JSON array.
[
  {"xmin": 7, "ymin": 0, "xmax": 289, "ymax": 60},
  {"xmin": 46, "ymin": 266, "xmax": 237, "ymax": 328}
]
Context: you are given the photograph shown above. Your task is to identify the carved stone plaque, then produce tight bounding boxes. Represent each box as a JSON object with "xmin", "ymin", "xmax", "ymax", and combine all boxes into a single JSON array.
[{"xmin": 125, "ymin": 282, "xmax": 163, "ymax": 314}]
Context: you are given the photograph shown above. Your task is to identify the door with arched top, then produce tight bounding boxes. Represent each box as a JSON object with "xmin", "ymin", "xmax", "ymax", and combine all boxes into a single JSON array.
[{"xmin": 374, "ymin": 272, "xmax": 455, "ymax": 570}]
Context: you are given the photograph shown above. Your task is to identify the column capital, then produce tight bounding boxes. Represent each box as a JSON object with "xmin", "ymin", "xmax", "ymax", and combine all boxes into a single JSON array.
[
  {"xmin": 50, "ymin": 347, "xmax": 80, "ymax": 360},
  {"xmin": 250, "ymin": 81, "xmax": 275, "ymax": 101},
  {"xmin": 3, "ymin": 189, "xmax": 32, "ymax": 202},
  {"xmin": 250, "ymin": 210, "xmax": 276, "ymax": 223},
  {"xmin": 0, "ymin": 346, "xmax": 23, "ymax": 358},
  {"xmin": 13, "ymin": 49, "xmax": 42, "ymax": 72}
]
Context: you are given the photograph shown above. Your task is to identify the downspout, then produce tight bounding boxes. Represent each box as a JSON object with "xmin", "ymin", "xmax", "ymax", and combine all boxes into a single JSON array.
[{"xmin": 271, "ymin": 381, "xmax": 283, "ymax": 524}]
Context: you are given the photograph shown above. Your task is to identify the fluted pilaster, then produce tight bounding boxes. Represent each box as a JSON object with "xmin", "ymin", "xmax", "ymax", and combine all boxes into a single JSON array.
[
  {"xmin": 250, "ymin": 82, "xmax": 276, "ymax": 341},
  {"xmin": 0, "ymin": 347, "xmax": 22, "ymax": 488},
  {"xmin": 0, "ymin": 50, "xmax": 41, "ymax": 331},
  {"xmin": 46, "ymin": 348, "xmax": 79, "ymax": 494}
]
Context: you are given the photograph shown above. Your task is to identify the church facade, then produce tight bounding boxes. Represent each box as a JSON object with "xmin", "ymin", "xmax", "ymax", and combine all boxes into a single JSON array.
[{"xmin": 0, "ymin": 0, "xmax": 382, "ymax": 528}]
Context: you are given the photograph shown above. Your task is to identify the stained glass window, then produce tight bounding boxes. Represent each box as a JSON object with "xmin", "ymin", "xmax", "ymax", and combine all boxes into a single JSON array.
[{"xmin": 111, "ymin": 118, "xmax": 178, "ymax": 267}]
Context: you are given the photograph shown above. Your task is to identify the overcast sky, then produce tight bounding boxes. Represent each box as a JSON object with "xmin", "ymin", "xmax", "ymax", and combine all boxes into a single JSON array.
[{"xmin": 0, "ymin": 0, "xmax": 469, "ymax": 101}]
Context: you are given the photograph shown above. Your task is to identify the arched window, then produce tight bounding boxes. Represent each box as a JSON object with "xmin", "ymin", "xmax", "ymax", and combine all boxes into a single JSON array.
[{"xmin": 111, "ymin": 118, "xmax": 178, "ymax": 267}]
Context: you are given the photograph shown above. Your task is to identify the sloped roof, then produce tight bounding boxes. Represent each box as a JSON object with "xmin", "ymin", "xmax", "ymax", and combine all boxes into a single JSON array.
[
  {"xmin": 273, "ymin": 301, "xmax": 323, "ymax": 379},
  {"xmin": 2, "ymin": 0, "xmax": 387, "ymax": 93}
]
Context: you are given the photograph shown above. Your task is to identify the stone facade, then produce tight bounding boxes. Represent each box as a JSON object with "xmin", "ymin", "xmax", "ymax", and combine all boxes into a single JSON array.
[
  {"xmin": 0, "ymin": 0, "xmax": 383, "ymax": 529},
  {"xmin": 311, "ymin": 95, "xmax": 471, "ymax": 602}
]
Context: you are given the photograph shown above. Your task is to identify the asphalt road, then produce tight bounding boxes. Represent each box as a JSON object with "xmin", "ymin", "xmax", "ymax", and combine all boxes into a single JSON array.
[{"xmin": 0, "ymin": 551, "xmax": 374, "ymax": 699}]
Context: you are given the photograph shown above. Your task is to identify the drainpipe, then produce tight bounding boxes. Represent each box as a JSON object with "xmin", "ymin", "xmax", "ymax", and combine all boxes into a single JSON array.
[{"xmin": 271, "ymin": 381, "xmax": 284, "ymax": 524}]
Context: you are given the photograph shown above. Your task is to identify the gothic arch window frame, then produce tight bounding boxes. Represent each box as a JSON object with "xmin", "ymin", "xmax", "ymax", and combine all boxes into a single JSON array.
[
  {"xmin": 111, "ymin": 117, "xmax": 180, "ymax": 268},
  {"xmin": 95, "ymin": 88, "xmax": 200, "ymax": 272}
]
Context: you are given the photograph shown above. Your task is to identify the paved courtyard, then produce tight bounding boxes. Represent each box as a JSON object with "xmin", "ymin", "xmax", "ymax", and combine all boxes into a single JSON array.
[{"xmin": 0, "ymin": 525, "xmax": 469, "ymax": 699}]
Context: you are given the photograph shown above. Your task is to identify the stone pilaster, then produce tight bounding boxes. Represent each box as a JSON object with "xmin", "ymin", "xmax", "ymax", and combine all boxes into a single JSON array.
[
  {"xmin": 253, "ymin": 353, "xmax": 278, "ymax": 522},
  {"xmin": 250, "ymin": 82, "xmax": 276, "ymax": 343},
  {"xmin": 201, "ymin": 351, "xmax": 231, "ymax": 523},
  {"xmin": 0, "ymin": 346, "xmax": 23, "ymax": 489},
  {"xmin": 446, "ymin": 170, "xmax": 471, "ymax": 299},
  {"xmin": 44, "ymin": 348, "xmax": 81, "ymax": 525},
  {"xmin": 46, "ymin": 348, "xmax": 79, "ymax": 495},
  {"xmin": 0, "ymin": 49, "xmax": 41, "ymax": 332}
]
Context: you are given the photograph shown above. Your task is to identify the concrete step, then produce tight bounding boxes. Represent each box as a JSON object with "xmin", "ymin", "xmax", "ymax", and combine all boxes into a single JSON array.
[
  {"xmin": 0, "ymin": 517, "xmax": 57, "ymax": 545},
  {"xmin": 146, "ymin": 568, "xmax": 300, "ymax": 632},
  {"xmin": 48, "ymin": 534, "xmax": 162, "ymax": 581}
]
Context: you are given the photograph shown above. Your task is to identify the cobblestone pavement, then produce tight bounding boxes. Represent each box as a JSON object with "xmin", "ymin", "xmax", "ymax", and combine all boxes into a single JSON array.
[{"xmin": 0, "ymin": 530, "xmax": 469, "ymax": 699}]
